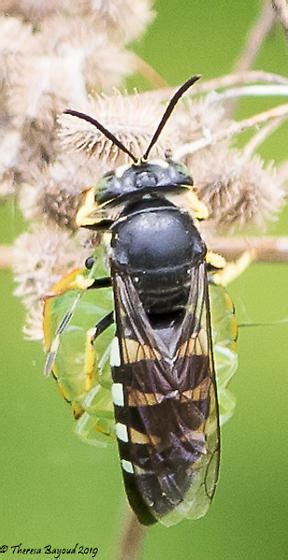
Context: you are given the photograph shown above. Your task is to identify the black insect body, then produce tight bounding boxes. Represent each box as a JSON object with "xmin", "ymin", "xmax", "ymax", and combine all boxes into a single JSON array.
[
  {"xmin": 109, "ymin": 197, "xmax": 217, "ymax": 525},
  {"xmin": 48, "ymin": 76, "xmax": 228, "ymax": 526}
]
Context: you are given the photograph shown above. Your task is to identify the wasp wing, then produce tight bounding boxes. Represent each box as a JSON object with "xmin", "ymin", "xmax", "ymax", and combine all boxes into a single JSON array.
[{"xmin": 111, "ymin": 262, "xmax": 220, "ymax": 526}]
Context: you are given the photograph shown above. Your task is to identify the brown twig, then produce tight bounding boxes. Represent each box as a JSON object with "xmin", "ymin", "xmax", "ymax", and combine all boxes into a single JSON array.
[{"xmin": 116, "ymin": 509, "xmax": 147, "ymax": 560}]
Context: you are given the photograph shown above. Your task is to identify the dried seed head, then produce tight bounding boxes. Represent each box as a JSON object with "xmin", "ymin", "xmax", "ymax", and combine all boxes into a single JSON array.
[
  {"xmin": 175, "ymin": 97, "xmax": 229, "ymax": 146},
  {"xmin": 0, "ymin": 0, "xmax": 72, "ymax": 22},
  {"xmin": 19, "ymin": 153, "xmax": 105, "ymax": 228},
  {"xmin": 39, "ymin": 15, "xmax": 134, "ymax": 92},
  {"xmin": 23, "ymin": 304, "xmax": 45, "ymax": 341},
  {"xmin": 278, "ymin": 161, "xmax": 288, "ymax": 191},
  {"xmin": 59, "ymin": 91, "xmax": 177, "ymax": 165},
  {"xmin": 13, "ymin": 224, "xmax": 91, "ymax": 339},
  {"xmin": 21, "ymin": 117, "xmax": 58, "ymax": 168},
  {"xmin": 0, "ymin": 129, "xmax": 22, "ymax": 197},
  {"xmin": 79, "ymin": 0, "xmax": 155, "ymax": 43},
  {"xmin": 188, "ymin": 147, "xmax": 284, "ymax": 230},
  {"xmin": 0, "ymin": 17, "xmax": 34, "ymax": 85},
  {"xmin": 0, "ymin": 169, "xmax": 15, "ymax": 198},
  {"xmin": 0, "ymin": 121, "xmax": 58, "ymax": 197},
  {"xmin": 8, "ymin": 54, "xmax": 86, "ymax": 122}
]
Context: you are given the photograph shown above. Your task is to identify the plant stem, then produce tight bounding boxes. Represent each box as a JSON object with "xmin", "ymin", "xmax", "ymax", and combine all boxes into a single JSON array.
[
  {"xmin": 139, "ymin": 70, "xmax": 288, "ymax": 104},
  {"xmin": 227, "ymin": 0, "xmax": 275, "ymax": 115},
  {"xmin": 116, "ymin": 509, "xmax": 147, "ymax": 560},
  {"xmin": 243, "ymin": 116, "xmax": 285, "ymax": 158},
  {"xmin": 173, "ymin": 102, "xmax": 288, "ymax": 159},
  {"xmin": 208, "ymin": 83, "xmax": 288, "ymax": 101},
  {"xmin": 232, "ymin": 1, "xmax": 275, "ymax": 74},
  {"xmin": 132, "ymin": 54, "xmax": 168, "ymax": 88},
  {"xmin": 210, "ymin": 236, "xmax": 288, "ymax": 262}
]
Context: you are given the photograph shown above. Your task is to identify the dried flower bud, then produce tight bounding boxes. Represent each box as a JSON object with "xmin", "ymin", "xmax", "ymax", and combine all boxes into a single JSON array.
[
  {"xmin": 8, "ymin": 54, "xmax": 86, "ymax": 122},
  {"xmin": 0, "ymin": 129, "xmax": 22, "ymax": 197},
  {"xmin": 79, "ymin": 0, "xmax": 155, "ymax": 44},
  {"xmin": 0, "ymin": 0, "xmax": 72, "ymax": 22},
  {"xmin": 0, "ymin": 169, "xmax": 15, "ymax": 198},
  {"xmin": 0, "ymin": 17, "xmax": 34, "ymax": 85},
  {"xmin": 19, "ymin": 153, "xmax": 105, "ymax": 228},
  {"xmin": 59, "ymin": 91, "xmax": 177, "ymax": 165},
  {"xmin": 175, "ymin": 97, "xmax": 229, "ymax": 146},
  {"xmin": 13, "ymin": 224, "xmax": 91, "ymax": 339},
  {"xmin": 39, "ymin": 15, "xmax": 134, "ymax": 92},
  {"xmin": 188, "ymin": 147, "xmax": 284, "ymax": 230}
]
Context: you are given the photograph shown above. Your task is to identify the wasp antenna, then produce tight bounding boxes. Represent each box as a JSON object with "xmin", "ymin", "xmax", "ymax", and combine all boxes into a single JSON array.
[
  {"xmin": 142, "ymin": 74, "xmax": 201, "ymax": 161},
  {"xmin": 64, "ymin": 109, "xmax": 138, "ymax": 164}
]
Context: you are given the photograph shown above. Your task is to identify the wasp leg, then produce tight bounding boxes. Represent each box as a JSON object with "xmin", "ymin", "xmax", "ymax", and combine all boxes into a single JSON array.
[
  {"xmin": 88, "ymin": 277, "xmax": 112, "ymax": 289},
  {"xmin": 72, "ymin": 311, "xmax": 114, "ymax": 420},
  {"xmin": 84, "ymin": 311, "xmax": 114, "ymax": 388},
  {"xmin": 58, "ymin": 273, "xmax": 111, "ymax": 292},
  {"xmin": 206, "ymin": 250, "xmax": 254, "ymax": 286},
  {"xmin": 90, "ymin": 311, "xmax": 114, "ymax": 340}
]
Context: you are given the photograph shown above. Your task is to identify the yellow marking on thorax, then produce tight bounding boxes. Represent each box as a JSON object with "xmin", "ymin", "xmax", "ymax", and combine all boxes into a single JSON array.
[{"xmin": 165, "ymin": 189, "xmax": 209, "ymax": 220}]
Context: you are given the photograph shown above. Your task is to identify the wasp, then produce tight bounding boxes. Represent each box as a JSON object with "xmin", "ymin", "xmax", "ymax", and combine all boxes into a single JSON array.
[{"xmin": 43, "ymin": 76, "xmax": 238, "ymax": 527}]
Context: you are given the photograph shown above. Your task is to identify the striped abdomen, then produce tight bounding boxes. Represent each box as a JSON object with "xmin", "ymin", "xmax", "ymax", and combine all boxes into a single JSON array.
[{"xmin": 110, "ymin": 329, "xmax": 214, "ymax": 525}]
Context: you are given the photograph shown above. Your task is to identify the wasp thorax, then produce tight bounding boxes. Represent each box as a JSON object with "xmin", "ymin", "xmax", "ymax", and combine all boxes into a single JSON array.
[{"xmin": 111, "ymin": 199, "xmax": 206, "ymax": 314}]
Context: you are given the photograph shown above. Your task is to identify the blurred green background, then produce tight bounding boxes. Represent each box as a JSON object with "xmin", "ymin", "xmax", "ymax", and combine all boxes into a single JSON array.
[{"xmin": 1, "ymin": 1, "xmax": 288, "ymax": 559}]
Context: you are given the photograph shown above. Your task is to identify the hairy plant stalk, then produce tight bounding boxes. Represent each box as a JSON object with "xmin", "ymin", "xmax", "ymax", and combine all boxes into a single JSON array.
[
  {"xmin": 233, "ymin": 1, "xmax": 275, "ymax": 73},
  {"xmin": 209, "ymin": 83, "xmax": 288, "ymax": 101},
  {"xmin": 174, "ymin": 102, "xmax": 288, "ymax": 159},
  {"xmin": 139, "ymin": 70, "xmax": 288, "ymax": 103},
  {"xmin": 243, "ymin": 117, "xmax": 286, "ymax": 158},
  {"xmin": 132, "ymin": 53, "xmax": 168, "ymax": 88},
  {"xmin": 116, "ymin": 510, "xmax": 147, "ymax": 560},
  {"xmin": 226, "ymin": 0, "xmax": 276, "ymax": 115},
  {"xmin": 210, "ymin": 236, "xmax": 288, "ymax": 262}
]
